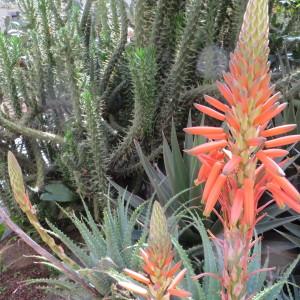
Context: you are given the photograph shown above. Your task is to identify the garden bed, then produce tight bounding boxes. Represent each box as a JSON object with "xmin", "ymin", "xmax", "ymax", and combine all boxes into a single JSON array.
[{"xmin": 0, "ymin": 236, "xmax": 61, "ymax": 300}]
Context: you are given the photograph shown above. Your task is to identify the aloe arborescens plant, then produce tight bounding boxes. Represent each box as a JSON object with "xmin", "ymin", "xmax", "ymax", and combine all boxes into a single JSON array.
[{"xmin": 185, "ymin": 0, "xmax": 300, "ymax": 299}]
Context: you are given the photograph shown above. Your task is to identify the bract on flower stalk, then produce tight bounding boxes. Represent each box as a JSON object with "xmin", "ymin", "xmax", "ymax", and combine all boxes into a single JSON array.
[
  {"xmin": 184, "ymin": 0, "xmax": 300, "ymax": 299},
  {"xmin": 119, "ymin": 202, "xmax": 191, "ymax": 300}
]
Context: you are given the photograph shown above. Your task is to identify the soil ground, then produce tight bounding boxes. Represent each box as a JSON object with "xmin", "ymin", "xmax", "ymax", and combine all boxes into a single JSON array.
[{"xmin": 0, "ymin": 235, "xmax": 63, "ymax": 300}]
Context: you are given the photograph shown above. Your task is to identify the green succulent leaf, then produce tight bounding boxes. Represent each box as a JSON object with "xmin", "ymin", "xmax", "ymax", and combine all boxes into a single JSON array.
[
  {"xmin": 253, "ymin": 255, "xmax": 300, "ymax": 300},
  {"xmin": 40, "ymin": 183, "xmax": 76, "ymax": 202}
]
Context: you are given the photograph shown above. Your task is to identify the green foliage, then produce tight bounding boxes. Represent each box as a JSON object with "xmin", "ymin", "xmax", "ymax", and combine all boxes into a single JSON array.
[
  {"xmin": 110, "ymin": 46, "xmax": 157, "ymax": 168},
  {"xmin": 0, "ymin": 0, "xmax": 298, "ymax": 225},
  {"xmin": 110, "ymin": 116, "xmax": 203, "ymax": 222},
  {"xmin": 19, "ymin": 192, "xmax": 150, "ymax": 299},
  {"xmin": 253, "ymin": 255, "xmax": 300, "ymax": 300},
  {"xmin": 40, "ymin": 182, "xmax": 76, "ymax": 202},
  {"xmin": 0, "ymin": 224, "xmax": 6, "ymax": 240},
  {"xmin": 131, "ymin": 115, "xmax": 203, "ymax": 212},
  {"xmin": 0, "ymin": 1, "xmax": 300, "ymax": 298}
]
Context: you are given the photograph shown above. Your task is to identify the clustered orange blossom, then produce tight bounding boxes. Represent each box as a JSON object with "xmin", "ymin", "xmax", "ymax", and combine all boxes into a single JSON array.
[
  {"xmin": 119, "ymin": 202, "xmax": 191, "ymax": 300},
  {"xmin": 184, "ymin": 0, "xmax": 300, "ymax": 299},
  {"xmin": 184, "ymin": 0, "xmax": 300, "ymax": 230}
]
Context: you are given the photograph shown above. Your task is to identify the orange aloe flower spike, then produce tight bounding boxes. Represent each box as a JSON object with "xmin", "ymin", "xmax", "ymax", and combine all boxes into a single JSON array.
[
  {"xmin": 194, "ymin": 103, "xmax": 226, "ymax": 121},
  {"xmin": 247, "ymin": 137, "xmax": 266, "ymax": 147},
  {"xmin": 256, "ymin": 151, "xmax": 285, "ymax": 177},
  {"xmin": 124, "ymin": 269, "xmax": 151, "ymax": 285},
  {"xmin": 203, "ymin": 174, "xmax": 227, "ymax": 216},
  {"xmin": 222, "ymin": 156, "xmax": 241, "ymax": 176},
  {"xmin": 243, "ymin": 178, "xmax": 255, "ymax": 227},
  {"xmin": 267, "ymin": 182, "xmax": 300, "ymax": 212},
  {"xmin": 261, "ymin": 124, "xmax": 297, "ymax": 138},
  {"xmin": 204, "ymin": 95, "xmax": 229, "ymax": 112},
  {"xmin": 265, "ymin": 135, "xmax": 300, "ymax": 148},
  {"xmin": 270, "ymin": 175, "xmax": 300, "ymax": 201},
  {"xmin": 168, "ymin": 288, "xmax": 192, "ymax": 298},
  {"xmin": 202, "ymin": 161, "xmax": 224, "ymax": 202},
  {"xmin": 261, "ymin": 92, "xmax": 281, "ymax": 111},
  {"xmin": 254, "ymin": 103, "xmax": 287, "ymax": 125},
  {"xmin": 266, "ymin": 183, "xmax": 285, "ymax": 208},
  {"xmin": 183, "ymin": 126, "xmax": 224, "ymax": 135},
  {"xmin": 118, "ymin": 282, "xmax": 148, "ymax": 297},
  {"xmin": 262, "ymin": 149, "xmax": 289, "ymax": 158},
  {"xmin": 167, "ymin": 269, "xmax": 189, "ymax": 291},
  {"xmin": 184, "ymin": 140, "xmax": 227, "ymax": 156},
  {"xmin": 230, "ymin": 189, "xmax": 244, "ymax": 226},
  {"xmin": 121, "ymin": 202, "xmax": 191, "ymax": 299},
  {"xmin": 216, "ymin": 81, "xmax": 235, "ymax": 105}
]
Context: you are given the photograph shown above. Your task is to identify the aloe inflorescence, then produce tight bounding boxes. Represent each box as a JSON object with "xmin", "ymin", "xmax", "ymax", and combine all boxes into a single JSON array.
[
  {"xmin": 119, "ymin": 202, "xmax": 191, "ymax": 299},
  {"xmin": 184, "ymin": 0, "xmax": 300, "ymax": 299}
]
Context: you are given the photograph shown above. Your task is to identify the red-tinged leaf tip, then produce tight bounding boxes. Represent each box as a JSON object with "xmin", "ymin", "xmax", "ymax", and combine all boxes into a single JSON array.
[
  {"xmin": 261, "ymin": 124, "xmax": 297, "ymax": 138},
  {"xmin": 184, "ymin": 140, "xmax": 227, "ymax": 156},
  {"xmin": 194, "ymin": 103, "xmax": 225, "ymax": 121},
  {"xmin": 265, "ymin": 135, "xmax": 300, "ymax": 148},
  {"xmin": 203, "ymin": 174, "xmax": 227, "ymax": 216},
  {"xmin": 256, "ymin": 151, "xmax": 285, "ymax": 177},
  {"xmin": 124, "ymin": 269, "xmax": 151, "ymax": 285},
  {"xmin": 118, "ymin": 281, "xmax": 148, "ymax": 296}
]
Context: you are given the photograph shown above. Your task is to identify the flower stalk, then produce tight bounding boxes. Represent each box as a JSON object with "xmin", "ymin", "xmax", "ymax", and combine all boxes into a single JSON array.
[{"xmin": 185, "ymin": 0, "xmax": 300, "ymax": 299}]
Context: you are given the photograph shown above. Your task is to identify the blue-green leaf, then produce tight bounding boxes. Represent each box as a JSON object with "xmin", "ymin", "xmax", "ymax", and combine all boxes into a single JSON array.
[{"xmin": 40, "ymin": 183, "xmax": 76, "ymax": 202}]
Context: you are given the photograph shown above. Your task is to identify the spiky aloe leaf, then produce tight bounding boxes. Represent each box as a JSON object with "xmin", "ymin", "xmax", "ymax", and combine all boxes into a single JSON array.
[{"xmin": 253, "ymin": 255, "xmax": 300, "ymax": 300}]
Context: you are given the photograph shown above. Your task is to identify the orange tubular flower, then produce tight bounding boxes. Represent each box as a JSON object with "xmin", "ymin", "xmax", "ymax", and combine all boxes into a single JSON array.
[
  {"xmin": 119, "ymin": 202, "xmax": 191, "ymax": 300},
  {"xmin": 184, "ymin": 0, "xmax": 300, "ymax": 299}
]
